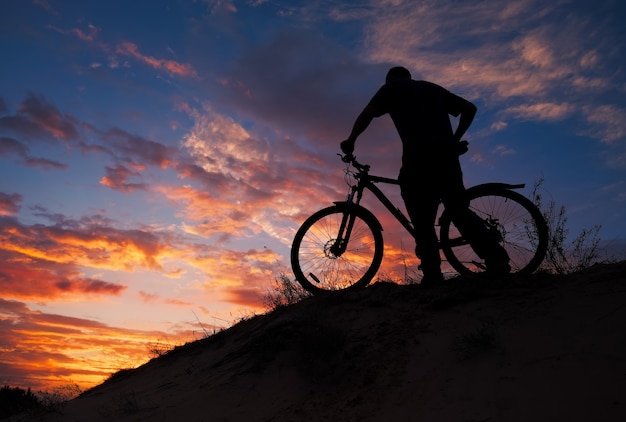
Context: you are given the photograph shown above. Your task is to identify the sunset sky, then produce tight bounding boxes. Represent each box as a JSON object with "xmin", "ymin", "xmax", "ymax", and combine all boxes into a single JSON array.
[{"xmin": 2, "ymin": 0, "xmax": 625, "ymax": 392}]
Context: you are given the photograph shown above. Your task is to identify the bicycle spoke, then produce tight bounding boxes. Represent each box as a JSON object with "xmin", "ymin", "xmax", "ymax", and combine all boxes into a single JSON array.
[
  {"xmin": 440, "ymin": 186, "xmax": 548, "ymax": 275},
  {"xmin": 291, "ymin": 205, "xmax": 384, "ymax": 292}
]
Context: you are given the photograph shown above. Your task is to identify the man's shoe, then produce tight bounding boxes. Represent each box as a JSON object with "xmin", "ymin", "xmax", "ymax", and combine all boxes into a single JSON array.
[{"xmin": 485, "ymin": 246, "xmax": 511, "ymax": 276}]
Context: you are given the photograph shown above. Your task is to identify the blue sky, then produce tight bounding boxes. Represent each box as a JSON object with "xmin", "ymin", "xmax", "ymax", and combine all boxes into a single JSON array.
[{"xmin": 1, "ymin": 0, "xmax": 625, "ymax": 391}]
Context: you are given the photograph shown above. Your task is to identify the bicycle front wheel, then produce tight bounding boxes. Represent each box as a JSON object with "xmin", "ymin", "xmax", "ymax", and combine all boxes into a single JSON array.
[
  {"xmin": 439, "ymin": 185, "xmax": 548, "ymax": 275},
  {"xmin": 291, "ymin": 205, "xmax": 384, "ymax": 293}
]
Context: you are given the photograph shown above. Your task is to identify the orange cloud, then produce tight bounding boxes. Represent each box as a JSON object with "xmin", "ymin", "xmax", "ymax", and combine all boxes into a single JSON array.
[
  {"xmin": 178, "ymin": 244, "xmax": 283, "ymax": 306},
  {"xmin": 158, "ymin": 184, "xmax": 268, "ymax": 241},
  {"xmin": 49, "ymin": 23, "xmax": 197, "ymax": 79},
  {"xmin": 0, "ymin": 298, "xmax": 199, "ymax": 392},
  {"xmin": 0, "ymin": 215, "xmax": 178, "ymax": 299},
  {"xmin": 0, "ymin": 250, "xmax": 126, "ymax": 301},
  {"xmin": 116, "ymin": 41, "xmax": 198, "ymax": 78}
]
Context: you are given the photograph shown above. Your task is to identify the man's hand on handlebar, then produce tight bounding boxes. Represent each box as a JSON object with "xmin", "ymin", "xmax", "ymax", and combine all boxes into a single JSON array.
[
  {"xmin": 339, "ymin": 139, "xmax": 356, "ymax": 162},
  {"xmin": 340, "ymin": 139, "xmax": 355, "ymax": 156},
  {"xmin": 340, "ymin": 154, "xmax": 356, "ymax": 164}
]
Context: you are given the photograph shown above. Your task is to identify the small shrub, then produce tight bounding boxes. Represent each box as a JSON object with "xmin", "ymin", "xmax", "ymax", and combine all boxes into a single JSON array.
[
  {"xmin": 0, "ymin": 385, "xmax": 42, "ymax": 419},
  {"xmin": 262, "ymin": 273, "xmax": 312, "ymax": 311},
  {"xmin": 37, "ymin": 382, "xmax": 82, "ymax": 413},
  {"xmin": 148, "ymin": 338, "xmax": 175, "ymax": 358},
  {"xmin": 531, "ymin": 178, "xmax": 602, "ymax": 274}
]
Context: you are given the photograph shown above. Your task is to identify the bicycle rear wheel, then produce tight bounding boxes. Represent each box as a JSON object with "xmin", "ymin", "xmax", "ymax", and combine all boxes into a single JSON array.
[
  {"xmin": 439, "ymin": 185, "xmax": 548, "ymax": 275},
  {"xmin": 291, "ymin": 204, "xmax": 384, "ymax": 293}
]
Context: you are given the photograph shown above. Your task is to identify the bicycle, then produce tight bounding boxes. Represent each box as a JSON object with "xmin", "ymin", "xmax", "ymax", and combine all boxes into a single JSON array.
[{"xmin": 291, "ymin": 154, "xmax": 549, "ymax": 294}]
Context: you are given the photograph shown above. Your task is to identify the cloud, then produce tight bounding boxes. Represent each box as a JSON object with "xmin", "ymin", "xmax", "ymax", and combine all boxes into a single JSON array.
[
  {"xmin": 220, "ymin": 28, "xmax": 387, "ymax": 143},
  {"xmin": 205, "ymin": 0, "xmax": 238, "ymax": 14},
  {"xmin": 0, "ymin": 298, "xmax": 195, "ymax": 391},
  {"xmin": 0, "ymin": 136, "xmax": 29, "ymax": 156},
  {"xmin": 1, "ymin": 93, "xmax": 80, "ymax": 142},
  {"xmin": 513, "ymin": 32, "xmax": 555, "ymax": 69},
  {"xmin": 47, "ymin": 20, "xmax": 199, "ymax": 80},
  {"xmin": 491, "ymin": 122, "xmax": 508, "ymax": 131},
  {"xmin": 581, "ymin": 105, "xmax": 626, "ymax": 145},
  {"xmin": 0, "ymin": 213, "xmax": 172, "ymax": 286},
  {"xmin": 183, "ymin": 245, "xmax": 283, "ymax": 307},
  {"xmin": 0, "ymin": 94, "xmax": 192, "ymax": 178},
  {"xmin": 71, "ymin": 24, "xmax": 100, "ymax": 42},
  {"xmin": 174, "ymin": 102, "xmax": 351, "ymax": 244},
  {"xmin": 493, "ymin": 145, "xmax": 517, "ymax": 156},
  {"xmin": 100, "ymin": 127, "xmax": 176, "ymax": 169},
  {"xmin": 0, "ymin": 136, "xmax": 68, "ymax": 170},
  {"xmin": 33, "ymin": 0, "xmax": 58, "ymax": 15},
  {"xmin": 162, "ymin": 185, "xmax": 256, "ymax": 240},
  {"xmin": 116, "ymin": 41, "xmax": 198, "ymax": 78},
  {"xmin": 0, "ymin": 192, "xmax": 22, "ymax": 216},
  {"xmin": 99, "ymin": 164, "xmax": 147, "ymax": 192},
  {"xmin": 182, "ymin": 104, "xmax": 263, "ymax": 180},
  {"xmin": 139, "ymin": 291, "xmax": 159, "ymax": 303},
  {"xmin": 504, "ymin": 103, "xmax": 575, "ymax": 121},
  {"xmin": 0, "ymin": 199, "xmax": 290, "ymax": 308},
  {"xmin": 0, "ymin": 248, "xmax": 127, "ymax": 301},
  {"xmin": 25, "ymin": 157, "xmax": 68, "ymax": 170}
]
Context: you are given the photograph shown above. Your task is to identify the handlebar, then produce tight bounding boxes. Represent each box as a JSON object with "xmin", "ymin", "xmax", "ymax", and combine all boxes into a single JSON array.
[{"xmin": 339, "ymin": 153, "xmax": 370, "ymax": 173}]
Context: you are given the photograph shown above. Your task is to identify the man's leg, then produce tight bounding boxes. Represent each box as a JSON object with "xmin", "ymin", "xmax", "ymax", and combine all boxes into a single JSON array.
[
  {"xmin": 442, "ymin": 192, "xmax": 510, "ymax": 273},
  {"xmin": 400, "ymin": 181, "xmax": 443, "ymax": 284},
  {"xmin": 440, "ymin": 156, "xmax": 510, "ymax": 273}
]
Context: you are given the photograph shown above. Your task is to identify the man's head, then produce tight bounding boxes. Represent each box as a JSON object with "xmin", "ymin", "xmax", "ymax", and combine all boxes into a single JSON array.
[{"xmin": 385, "ymin": 66, "xmax": 412, "ymax": 83}]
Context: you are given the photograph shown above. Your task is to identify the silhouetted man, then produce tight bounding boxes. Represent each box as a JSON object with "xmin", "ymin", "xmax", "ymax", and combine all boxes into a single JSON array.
[{"xmin": 341, "ymin": 66, "xmax": 510, "ymax": 285}]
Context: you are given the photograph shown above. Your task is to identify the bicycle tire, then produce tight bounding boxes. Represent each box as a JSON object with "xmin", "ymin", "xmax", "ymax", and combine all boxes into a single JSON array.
[
  {"xmin": 291, "ymin": 204, "xmax": 384, "ymax": 293},
  {"xmin": 439, "ymin": 185, "xmax": 548, "ymax": 275}
]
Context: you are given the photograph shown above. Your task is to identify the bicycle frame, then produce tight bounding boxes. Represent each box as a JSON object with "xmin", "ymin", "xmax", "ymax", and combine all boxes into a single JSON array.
[
  {"xmin": 331, "ymin": 156, "xmax": 527, "ymax": 256},
  {"xmin": 331, "ymin": 163, "xmax": 415, "ymax": 257}
]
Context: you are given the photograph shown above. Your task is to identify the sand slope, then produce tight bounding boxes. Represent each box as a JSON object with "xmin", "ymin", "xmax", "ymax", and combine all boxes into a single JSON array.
[{"xmin": 37, "ymin": 262, "xmax": 626, "ymax": 422}]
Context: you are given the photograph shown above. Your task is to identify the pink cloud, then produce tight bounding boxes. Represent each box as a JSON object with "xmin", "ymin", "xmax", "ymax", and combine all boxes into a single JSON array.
[
  {"xmin": 71, "ymin": 24, "xmax": 99, "ymax": 42},
  {"xmin": 17, "ymin": 93, "xmax": 80, "ymax": 142},
  {"xmin": 0, "ymin": 136, "xmax": 67, "ymax": 170},
  {"xmin": 99, "ymin": 164, "xmax": 147, "ymax": 192},
  {"xmin": 100, "ymin": 127, "xmax": 176, "ymax": 169},
  {"xmin": 0, "ymin": 250, "xmax": 127, "ymax": 301},
  {"xmin": 0, "ymin": 93, "xmax": 79, "ymax": 143},
  {"xmin": 0, "ymin": 192, "xmax": 22, "ymax": 216},
  {"xmin": 116, "ymin": 41, "xmax": 198, "ymax": 78}
]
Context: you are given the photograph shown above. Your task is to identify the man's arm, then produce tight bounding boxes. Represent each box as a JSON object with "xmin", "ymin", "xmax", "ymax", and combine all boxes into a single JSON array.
[
  {"xmin": 341, "ymin": 104, "xmax": 376, "ymax": 155},
  {"xmin": 450, "ymin": 95, "xmax": 477, "ymax": 143}
]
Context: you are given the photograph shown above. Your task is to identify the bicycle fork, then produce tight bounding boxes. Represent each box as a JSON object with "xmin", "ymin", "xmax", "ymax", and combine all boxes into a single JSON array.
[
  {"xmin": 307, "ymin": 200, "xmax": 359, "ymax": 285},
  {"xmin": 328, "ymin": 188, "xmax": 360, "ymax": 258}
]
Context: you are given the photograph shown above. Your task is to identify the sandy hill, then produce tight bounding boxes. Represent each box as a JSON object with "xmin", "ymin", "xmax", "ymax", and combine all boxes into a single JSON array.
[{"xmin": 36, "ymin": 262, "xmax": 626, "ymax": 422}]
